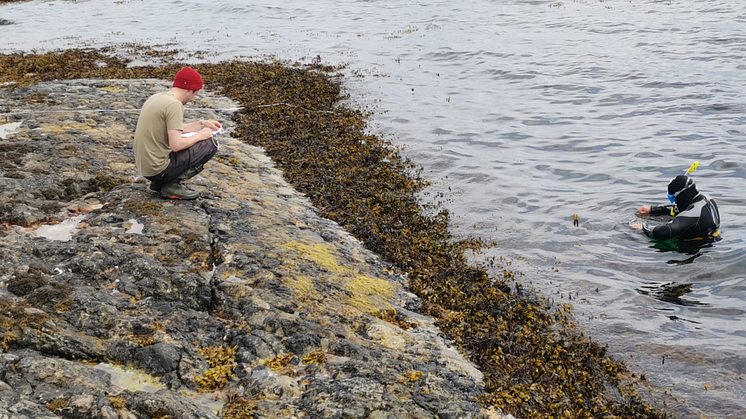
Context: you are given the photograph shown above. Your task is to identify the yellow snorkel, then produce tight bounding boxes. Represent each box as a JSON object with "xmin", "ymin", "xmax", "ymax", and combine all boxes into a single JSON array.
[{"xmin": 671, "ymin": 161, "xmax": 699, "ymax": 215}]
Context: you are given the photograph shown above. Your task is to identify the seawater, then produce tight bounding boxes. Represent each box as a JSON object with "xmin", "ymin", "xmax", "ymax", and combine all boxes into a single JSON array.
[{"xmin": 2, "ymin": 0, "xmax": 746, "ymax": 416}]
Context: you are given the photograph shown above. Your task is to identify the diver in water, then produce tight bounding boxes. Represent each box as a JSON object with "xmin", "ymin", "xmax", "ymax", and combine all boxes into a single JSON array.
[{"xmin": 631, "ymin": 174, "xmax": 721, "ymax": 243}]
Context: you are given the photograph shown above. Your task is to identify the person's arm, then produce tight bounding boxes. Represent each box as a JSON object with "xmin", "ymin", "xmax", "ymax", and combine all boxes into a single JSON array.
[
  {"xmin": 643, "ymin": 216, "xmax": 689, "ymax": 240},
  {"xmin": 632, "ymin": 203, "xmax": 674, "ymax": 231},
  {"xmin": 168, "ymin": 128, "xmax": 214, "ymax": 152},
  {"xmin": 649, "ymin": 204, "xmax": 673, "ymax": 216},
  {"xmin": 639, "ymin": 204, "xmax": 672, "ymax": 215},
  {"xmin": 183, "ymin": 119, "xmax": 223, "ymax": 133}
]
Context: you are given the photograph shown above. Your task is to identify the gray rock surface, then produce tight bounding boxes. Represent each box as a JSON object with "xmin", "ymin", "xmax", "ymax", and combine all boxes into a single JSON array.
[{"xmin": 0, "ymin": 79, "xmax": 510, "ymax": 419}]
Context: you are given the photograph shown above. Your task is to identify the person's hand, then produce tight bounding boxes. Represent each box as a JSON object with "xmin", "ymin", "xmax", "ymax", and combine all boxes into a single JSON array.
[
  {"xmin": 638, "ymin": 205, "xmax": 650, "ymax": 214},
  {"xmin": 200, "ymin": 127, "xmax": 213, "ymax": 139},
  {"xmin": 204, "ymin": 120, "xmax": 222, "ymax": 130},
  {"xmin": 630, "ymin": 223, "xmax": 643, "ymax": 230}
]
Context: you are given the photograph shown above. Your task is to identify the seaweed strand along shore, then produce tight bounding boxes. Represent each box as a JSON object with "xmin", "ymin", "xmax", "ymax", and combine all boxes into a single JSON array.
[{"xmin": 0, "ymin": 50, "xmax": 670, "ymax": 418}]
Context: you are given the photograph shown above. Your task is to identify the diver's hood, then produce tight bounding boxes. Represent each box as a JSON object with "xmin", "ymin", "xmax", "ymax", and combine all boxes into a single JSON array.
[{"xmin": 668, "ymin": 175, "xmax": 700, "ymax": 209}]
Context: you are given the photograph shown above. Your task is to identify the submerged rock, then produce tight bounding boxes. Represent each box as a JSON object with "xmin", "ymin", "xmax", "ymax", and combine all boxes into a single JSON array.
[{"xmin": 0, "ymin": 80, "xmax": 509, "ymax": 418}]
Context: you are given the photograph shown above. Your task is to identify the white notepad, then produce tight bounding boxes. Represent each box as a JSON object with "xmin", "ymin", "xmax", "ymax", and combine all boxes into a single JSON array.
[{"xmin": 181, "ymin": 128, "xmax": 225, "ymax": 138}]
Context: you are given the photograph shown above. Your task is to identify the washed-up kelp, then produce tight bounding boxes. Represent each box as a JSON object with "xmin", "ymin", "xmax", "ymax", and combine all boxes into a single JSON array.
[{"xmin": 0, "ymin": 49, "xmax": 670, "ymax": 419}]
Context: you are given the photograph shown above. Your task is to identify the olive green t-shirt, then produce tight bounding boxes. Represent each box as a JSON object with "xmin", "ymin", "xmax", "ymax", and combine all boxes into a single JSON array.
[{"xmin": 133, "ymin": 92, "xmax": 183, "ymax": 177}]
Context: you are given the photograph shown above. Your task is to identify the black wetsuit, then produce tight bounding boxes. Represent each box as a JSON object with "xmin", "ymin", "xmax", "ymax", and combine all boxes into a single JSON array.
[{"xmin": 644, "ymin": 186, "xmax": 720, "ymax": 241}]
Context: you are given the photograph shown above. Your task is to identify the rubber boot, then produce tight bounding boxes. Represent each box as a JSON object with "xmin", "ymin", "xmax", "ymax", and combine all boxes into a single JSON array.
[
  {"xmin": 149, "ymin": 181, "xmax": 162, "ymax": 192},
  {"xmin": 178, "ymin": 164, "xmax": 204, "ymax": 181},
  {"xmin": 160, "ymin": 181, "xmax": 199, "ymax": 200},
  {"xmin": 151, "ymin": 165, "xmax": 203, "ymax": 192}
]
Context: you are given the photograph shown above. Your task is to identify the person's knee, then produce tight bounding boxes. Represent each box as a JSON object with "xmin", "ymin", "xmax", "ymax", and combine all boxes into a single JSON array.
[{"xmin": 198, "ymin": 139, "xmax": 218, "ymax": 164}]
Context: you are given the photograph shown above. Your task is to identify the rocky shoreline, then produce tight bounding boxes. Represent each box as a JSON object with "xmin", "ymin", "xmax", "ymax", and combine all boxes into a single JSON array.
[{"xmin": 0, "ymin": 79, "xmax": 507, "ymax": 419}]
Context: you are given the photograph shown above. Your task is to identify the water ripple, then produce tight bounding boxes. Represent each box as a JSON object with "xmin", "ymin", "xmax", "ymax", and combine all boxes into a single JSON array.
[{"xmin": 2, "ymin": 0, "xmax": 746, "ymax": 415}]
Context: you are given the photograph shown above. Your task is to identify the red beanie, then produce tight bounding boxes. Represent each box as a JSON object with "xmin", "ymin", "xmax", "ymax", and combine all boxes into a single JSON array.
[{"xmin": 173, "ymin": 66, "xmax": 203, "ymax": 90}]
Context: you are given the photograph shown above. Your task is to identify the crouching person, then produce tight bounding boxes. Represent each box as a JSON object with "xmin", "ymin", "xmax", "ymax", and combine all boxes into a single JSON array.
[{"xmin": 133, "ymin": 66, "xmax": 222, "ymax": 200}]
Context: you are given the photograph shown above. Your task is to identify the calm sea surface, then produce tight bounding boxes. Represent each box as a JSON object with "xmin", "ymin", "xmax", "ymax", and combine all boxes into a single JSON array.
[{"xmin": 3, "ymin": 0, "xmax": 746, "ymax": 416}]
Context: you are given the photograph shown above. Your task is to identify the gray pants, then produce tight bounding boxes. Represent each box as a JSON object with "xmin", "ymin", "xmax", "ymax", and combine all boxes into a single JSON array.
[{"xmin": 145, "ymin": 137, "xmax": 218, "ymax": 191}]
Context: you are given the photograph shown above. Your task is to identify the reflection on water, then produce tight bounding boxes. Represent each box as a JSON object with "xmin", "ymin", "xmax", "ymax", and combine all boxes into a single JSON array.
[
  {"xmin": 638, "ymin": 282, "xmax": 707, "ymax": 307},
  {"xmin": 649, "ymin": 235, "xmax": 721, "ymax": 264},
  {"xmin": 665, "ymin": 252, "xmax": 702, "ymax": 265}
]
